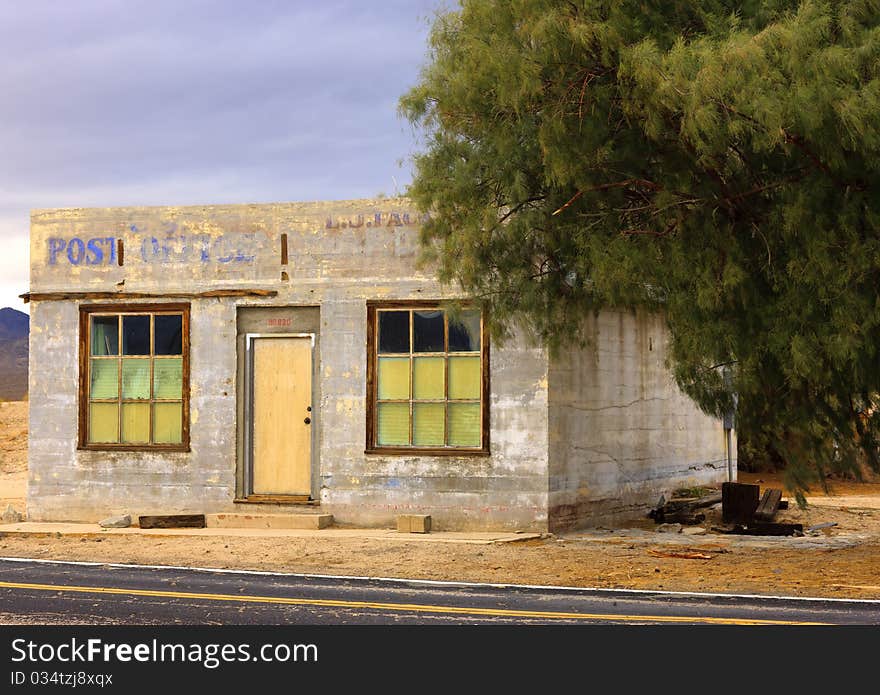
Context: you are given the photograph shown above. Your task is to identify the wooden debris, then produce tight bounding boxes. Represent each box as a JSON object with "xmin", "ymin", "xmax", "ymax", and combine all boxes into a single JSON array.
[
  {"xmin": 754, "ymin": 488, "xmax": 783, "ymax": 522},
  {"xmin": 647, "ymin": 549, "xmax": 714, "ymax": 560},
  {"xmin": 656, "ymin": 511, "xmax": 705, "ymax": 525},
  {"xmin": 716, "ymin": 522, "xmax": 804, "ymax": 536},
  {"xmin": 648, "ymin": 491, "xmax": 720, "ymax": 524},
  {"xmin": 722, "ymin": 482, "xmax": 760, "ymax": 523},
  {"xmin": 138, "ymin": 514, "xmax": 206, "ymax": 529}
]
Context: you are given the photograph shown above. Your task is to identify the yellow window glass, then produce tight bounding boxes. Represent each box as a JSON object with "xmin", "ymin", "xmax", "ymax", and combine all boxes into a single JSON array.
[
  {"xmin": 448, "ymin": 403, "xmax": 481, "ymax": 446},
  {"xmin": 154, "ymin": 358, "xmax": 183, "ymax": 399},
  {"xmin": 413, "ymin": 403, "xmax": 445, "ymax": 446},
  {"xmin": 448, "ymin": 356, "xmax": 481, "ymax": 399},
  {"xmin": 377, "ymin": 402, "xmax": 410, "ymax": 445},
  {"xmin": 413, "ymin": 357, "xmax": 444, "ymax": 400},
  {"xmin": 122, "ymin": 359, "xmax": 151, "ymax": 399},
  {"xmin": 121, "ymin": 403, "xmax": 150, "ymax": 443},
  {"xmin": 89, "ymin": 403, "xmax": 119, "ymax": 443},
  {"xmin": 154, "ymin": 403, "xmax": 183, "ymax": 444},
  {"xmin": 90, "ymin": 360, "xmax": 118, "ymax": 399},
  {"xmin": 378, "ymin": 357, "xmax": 410, "ymax": 400}
]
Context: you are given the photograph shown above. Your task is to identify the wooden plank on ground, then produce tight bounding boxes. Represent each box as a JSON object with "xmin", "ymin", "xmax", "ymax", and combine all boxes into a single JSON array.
[
  {"xmin": 754, "ymin": 488, "xmax": 783, "ymax": 521},
  {"xmin": 138, "ymin": 514, "xmax": 206, "ymax": 529},
  {"xmin": 734, "ymin": 522, "xmax": 803, "ymax": 536}
]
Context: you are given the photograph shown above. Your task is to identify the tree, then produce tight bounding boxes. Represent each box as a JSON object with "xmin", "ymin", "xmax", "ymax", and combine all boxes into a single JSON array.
[{"xmin": 400, "ymin": 0, "xmax": 880, "ymax": 495}]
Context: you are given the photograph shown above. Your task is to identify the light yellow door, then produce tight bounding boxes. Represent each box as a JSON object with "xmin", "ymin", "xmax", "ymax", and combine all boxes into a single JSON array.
[{"xmin": 252, "ymin": 337, "xmax": 312, "ymax": 496}]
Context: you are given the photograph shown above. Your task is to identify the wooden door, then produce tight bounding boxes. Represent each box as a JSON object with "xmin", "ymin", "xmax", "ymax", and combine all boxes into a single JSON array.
[{"xmin": 252, "ymin": 336, "xmax": 312, "ymax": 496}]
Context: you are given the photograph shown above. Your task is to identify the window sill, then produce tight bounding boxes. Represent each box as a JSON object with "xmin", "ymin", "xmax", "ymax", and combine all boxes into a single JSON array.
[
  {"xmin": 364, "ymin": 447, "xmax": 490, "ymax": 457},
  {"xmin": 77, "ymin": 445, "xmax": 191, "ymax": 453}
]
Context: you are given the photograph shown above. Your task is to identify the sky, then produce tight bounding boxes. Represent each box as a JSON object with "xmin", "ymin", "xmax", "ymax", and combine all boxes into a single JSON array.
[{"xmin": 0, "ymin": 0, "xmax": 445, "ymax": 313}]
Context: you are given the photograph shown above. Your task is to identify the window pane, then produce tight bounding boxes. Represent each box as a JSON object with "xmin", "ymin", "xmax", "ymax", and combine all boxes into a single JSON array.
[
  {"xmin": 122, "ymin": 315, "xmax": 151, "ymax": 355},
  {"xmin": 154, "ymin": 314, "xmax": 183, "ymax": 355},
  {"xmin": 449, "ymin": 310, "xmax": 481, "ymax": 352},
  {"xmin": 378, "ymin": 311, "xmax": 410, "ymax": 353},
  {"xmin": 377, "ymin": 402, "xmax": 410, "ymax": 445},
  {"xmin": 122, "ymin": 359, "xmax": 151, "ymax": 399},
  {"xmin": 121, "ymin": 402, "xmax": 150, "ymax": 443},
  {"xmin": 413, "ymin": 310, "xmax": 444, "ymax": 352},
  {"xmin": 91, "ymin": 316, "xmax": 118, "ymax": 355},
  {"xmin": 448, "ymin": 403, "xmax": 481, "ymax": 447},
  {"xmin": 154, "ymin": 402, "xmax": 183, "ymax": 444},
  {"xmin": 413, "ymin": 403, "xmax": 445, "ymax": 446},
  {"xmin": 377, "ymin": 357, "xmax": 409, "ymax": 400},
  {"xmin": 413, "ymin": 356, "xmax": 444, "ymax": 400},
  {"xmin": 89, "ymin": 403, "xmax": 118, "ymax": 443},
  {"xmin": 448, "ymin": 356, "xmax": 481, "ymax": 399},
  {"xmin": 154, "ymin": 358, "xmax": 183, "ymax": 399},
  {"xmin": 90, "ymin": 360, "xmax": 118, "ymax": 399}
]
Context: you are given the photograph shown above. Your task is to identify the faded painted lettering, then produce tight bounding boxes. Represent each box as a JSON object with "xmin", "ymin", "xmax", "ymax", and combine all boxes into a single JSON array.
[
  {"xmin": 47, "ymin": 237, "xmax": 115, "ymax": 266},
  {"xmin": 324, "ymin": 211, "xmax": 428, "ymax": 229},
  {"xmin": 44, "ymin": 231, "xmax": 259, "ymax": 267},
  {"xmin": 139, "ymin": 233, "xmax": 257, "ymax": 265}
]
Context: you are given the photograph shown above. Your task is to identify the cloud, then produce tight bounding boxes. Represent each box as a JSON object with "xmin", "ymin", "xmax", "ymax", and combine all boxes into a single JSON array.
[{"xmin": 0, "ymin": 0, "xmax": 444, "ymax": 311}]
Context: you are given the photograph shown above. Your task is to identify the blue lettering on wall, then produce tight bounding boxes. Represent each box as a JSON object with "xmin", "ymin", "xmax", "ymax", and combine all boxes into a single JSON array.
[
  {"xmin": 86, "ymin": 238, "xmax": 104, "ymax": 265},
  {"xmin": 45, "ymin": 214, "xmax": 430, "ymax": 268},
  {"xmin": 48, "ymin": 237, "xmax": 116, "ymax": 266},
  {"xmin": 66, "ymin": 238, "xmax": 85, "ymax": 265},
  {"xmin": 47, "ymin": 238, "xmax": 66, "ymax": 265},
  {"xmin": 136, "ymin": 233, "xmax": 258, "ymax": 265}
]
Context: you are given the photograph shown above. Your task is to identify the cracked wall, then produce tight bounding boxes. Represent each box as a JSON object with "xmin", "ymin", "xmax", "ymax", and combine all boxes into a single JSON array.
[
  {"xmin": 547, "ymin": 309, "xmax": 730, "ymax": 532},
  {"xmin": 27, "ymin": 198, "xmax": 550, "ymax": 530}
]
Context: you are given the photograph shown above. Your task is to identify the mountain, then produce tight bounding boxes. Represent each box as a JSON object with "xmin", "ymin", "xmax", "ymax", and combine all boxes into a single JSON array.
[{"xmin": 0, "ymin": 308, "xmax": 28, "ymax": 400}]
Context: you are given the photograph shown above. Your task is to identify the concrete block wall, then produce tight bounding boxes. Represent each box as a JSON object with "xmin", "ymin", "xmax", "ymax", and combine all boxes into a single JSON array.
[
  {"xmin": 27, "ymin": 297, "xmax": 240, "ymax": 521},
  {"xmin": 27, "ymin": 199, "xmax": 552, "ymax": 530},
  {"xmin": 319, "ymin": 315, "xmax": 550, "ymax": 531},
  {"xmin": 547, "ymin": 309, "xmax": 730, "ymax": 532}
]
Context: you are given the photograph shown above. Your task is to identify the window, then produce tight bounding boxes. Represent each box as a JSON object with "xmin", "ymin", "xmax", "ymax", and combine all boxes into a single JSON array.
[
  {"xmin": 366, "ymin": 303, "xmax": 488, "ymax": 454},
  {"xmin": 79, "ymin": 304, "xmax": 189, "ymax": 449}
]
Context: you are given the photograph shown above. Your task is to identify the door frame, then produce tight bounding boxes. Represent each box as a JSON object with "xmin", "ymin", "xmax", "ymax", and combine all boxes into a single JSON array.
[{"xmin": 243, "ymin": 332, "xmax": 317, "ymax": 501}]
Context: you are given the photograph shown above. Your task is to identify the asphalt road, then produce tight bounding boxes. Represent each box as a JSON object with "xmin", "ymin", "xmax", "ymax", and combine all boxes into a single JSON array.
[{"xmin": 0, "ymin": 557, "xmax": 877, "ymax": 625}]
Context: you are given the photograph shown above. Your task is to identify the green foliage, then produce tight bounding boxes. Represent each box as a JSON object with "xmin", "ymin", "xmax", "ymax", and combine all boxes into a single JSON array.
[{"xmin": 401, "ymin": 0, "xmax": 880, "ymax": 490}]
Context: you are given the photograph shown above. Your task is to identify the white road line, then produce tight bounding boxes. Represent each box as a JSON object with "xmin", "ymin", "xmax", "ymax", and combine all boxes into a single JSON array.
[{"xmin": 1, "ymin": 555, "xmax": 878, "ymax": 605}]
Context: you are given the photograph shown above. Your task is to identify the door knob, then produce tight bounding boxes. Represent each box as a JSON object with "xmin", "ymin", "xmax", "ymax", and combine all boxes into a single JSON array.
[{"xmin": 304, "ymin": 417, "xmax": 311, "ymax": 425}]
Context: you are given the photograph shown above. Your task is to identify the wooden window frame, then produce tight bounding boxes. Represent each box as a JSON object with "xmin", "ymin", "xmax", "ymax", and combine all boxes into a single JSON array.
[
  {"xmin": 365, "ymin": 300, "xmax": 490, "ymax": 456},
  {"xmin": 78, "ymin": 303, "xmax": 191, "ymax": 452}
]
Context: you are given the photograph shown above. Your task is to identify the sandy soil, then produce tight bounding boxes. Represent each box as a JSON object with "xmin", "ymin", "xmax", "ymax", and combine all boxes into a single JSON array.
[
  {"xmin": 3, "ymin": 398, "xmax": 880, "ymax": 600},
  {"xmin": 0, "ymin": 400, "xmax": 27, "ymax": 512}
]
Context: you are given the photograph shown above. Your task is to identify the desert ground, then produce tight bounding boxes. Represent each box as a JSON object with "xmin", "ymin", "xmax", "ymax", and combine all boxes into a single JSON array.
[{"xmin": 3, "ymin": 399, "xmax": 880, "ymax": 599}]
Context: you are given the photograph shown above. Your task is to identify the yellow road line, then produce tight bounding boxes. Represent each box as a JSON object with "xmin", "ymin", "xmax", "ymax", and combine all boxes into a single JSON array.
[{"xmin": 0, "ymin": 580, "xmax": 826, "ymax": 625}]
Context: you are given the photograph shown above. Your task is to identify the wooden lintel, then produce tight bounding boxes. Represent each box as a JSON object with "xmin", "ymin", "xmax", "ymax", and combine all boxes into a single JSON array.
[{"xmin": 20, "ymin": 289, "xmax": 278, "ymax": 303}]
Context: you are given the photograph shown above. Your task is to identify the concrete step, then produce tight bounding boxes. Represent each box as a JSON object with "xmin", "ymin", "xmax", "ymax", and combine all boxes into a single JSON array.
[{"xmin": 206, "ymin": 512, "xmax": 333, "ymax": 530}]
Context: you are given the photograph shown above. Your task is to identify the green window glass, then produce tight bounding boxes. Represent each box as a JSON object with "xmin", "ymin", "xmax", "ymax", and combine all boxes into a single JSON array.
[
  {"xmin": 84, "ymin": 308, "xmax": 187, "ymax": 447},
  {"xmin": 373, "ymin": 306, "xmax": 484, "ymax": 450},
  {"xmin": 153, "ymin": 359, "xmax": 183, "ymax": 399}
]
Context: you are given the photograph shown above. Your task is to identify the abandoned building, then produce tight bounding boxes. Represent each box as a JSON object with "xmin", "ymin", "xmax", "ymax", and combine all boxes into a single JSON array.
[{"xmin": 24, "ymin": 198, "xmax": 732, "ymax": 532}]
